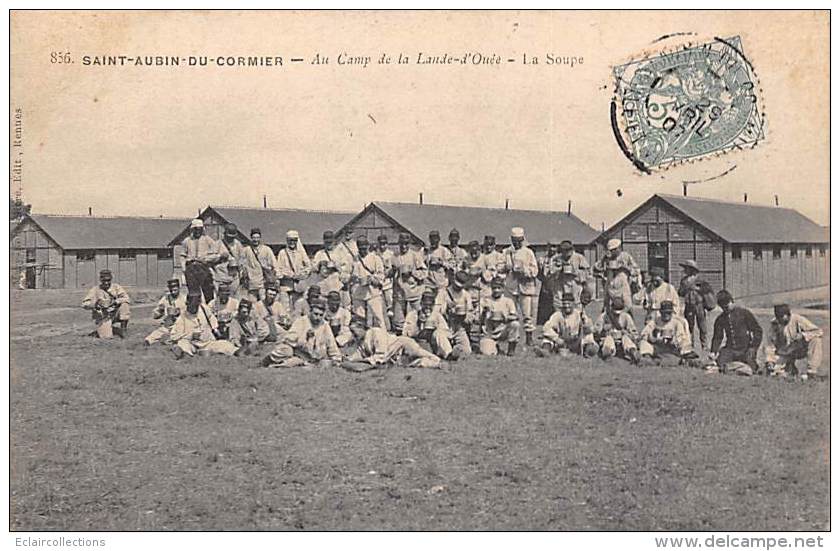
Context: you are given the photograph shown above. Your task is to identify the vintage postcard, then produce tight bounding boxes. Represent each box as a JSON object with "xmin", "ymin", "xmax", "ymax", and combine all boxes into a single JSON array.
[{"xmin": 8, "ymin": 10, "xmax": 830, "ymax": 539}]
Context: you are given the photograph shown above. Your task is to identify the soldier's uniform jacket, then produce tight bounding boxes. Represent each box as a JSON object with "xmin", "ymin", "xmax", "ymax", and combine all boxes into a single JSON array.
[
  {"xmin": 441, "ymin": 286, "xmax": 476, "ymax": 324},
  {"xmin": 283, "ymin": 316, "xmax": 342, "ymax": 362},
  {"xmin": 82, "ymin": 284, "xmax": 131, "ymax": 313},
  {"xmin": 769, "ymin": 313, "xmax": 823, "ymax": 350},
  {"xmin": 215, "ymin": 238, "xmax": 245, "ymax": 284},
  {"xmin": 153, "ymin": 293, "xmax": 187, "ymax": 327},
  {"xmin": 253, "ymin": 299, "xmax": 289, "ymax": 326},
  {"xmin": 644, "ymin": 282, "xmax": 682, "ymax": 315},
  {"xmin": 325, "ymin": 306, "xmax": 352, "ymax": 338},
  {"xmin": 480, "ymin": 295, "xmax": 519, "ymax": 339},
  {"xmin": 426, "ymin": 245, "xmax": 454, "ymax": 268},
  {"xmin": 313, "ymin": 246, "xmax": 354, "ymax": 284},
  {"xmin": 446, "ymin": 245, "xmax": 470, "ymax": 272},
  {"xmin": 276, "ymin": 246, "xmax": 312, "ymax": 292},
  {"xmin": 392, "ymin": 249, "xmax": 428, "ymax": 301},
  {"xmin": 711, "ymin": 306, "xmax": 763, "ymax": 354},
  {"xmin": 678, "ymin": 274, "xmax": 704, "ymax": 309},
  {"xmin": 641, "ymin": 316, "xmax": 692, "ymax": 354},
  {"xmin": 311, "ymin": 272, "xmax": 344, "ymax": 297},
  {"xmin": 403, "ymin": 308, "xmax": 451, "ymax": 339},
  {"xmin": 503, "ymin": 245, "xmax": 539, "ymax": 296},
  {"xmin": 180, "ymin": 235, "xmax": 222, "ymax": 270},
  {"xmin": 594, "ymin": 251, "xmax": 640, "ymax": 280},
  {"xmin": 478, "ymin": 250, "xmax": 507, "ymax": 277},
  {"xmin": 242, "ymin": 243, "xmax": 277, "ymax": 289},
  {"xmin": 543, "ymin": 309, "xmax": 592, "ymax": 342},
  {"xmin": 209, "ymin": 296, "xmax": 239, "ymax": 318},
  {"xmin": 593, "ymin": 310, "xmax": 638, "ymax": 340},
  {"xmin": 170, "ymin": 305, "xmax": 219, "ymax": 344},
  {"xmin": 351, "ymin": 253, "xmax": 386, "ymax": 300},
  {"xmin": 605, "ymin": 271, "xmax": 633, "ymax": 310},
  {"xmin": 544, "ymin": 252, "xmax": 591, "ymax": 293},
  {"xmin": 339, "ymin": 239, "xmax": 360, "ymax": 262},
  {"xmin": 376, "ymin": 248, "xmax": 396, "ymax": 291},
  {"xmin": 349, "ymin": 327, "xmax": 399, "ymax": 365},
  {"xmin": 227, "ymin": 313, "xmax": 270, "ymax": 344}
]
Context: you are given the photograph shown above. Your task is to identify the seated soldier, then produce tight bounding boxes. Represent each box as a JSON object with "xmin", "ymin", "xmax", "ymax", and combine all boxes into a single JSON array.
[
  {"xmin": 293, "ymin": 285, "xmax": 322, "ymax": 320},
  {"xmin": 537, "ymin": 292, "xmax": 598, "ymax": 358},
  {"xmin": 593, "ymin": 297, "xmax": 640, "ymax": 363},
  {"xmin": 765, "ymin": 303, "xmax": 824, "ymax": 380},
  {"xmin": 227, "ymin": 299, "xmax": 269, "ymax": 356},
  {"xmin": 252, "ymin": 283, "xmax": 291, "ymax": 342},
  {"xmin": 208, "ymin": 283, "xmax": 239, "ymax": 327},
  {"xmin": 81, "ymin": 269, "xmax": 131, "ymax": 339},
  {"xmin": 441, "ymin": 270, "xmax": 476, "ymax": 359},
  {"xmin": 342, "ymin": 316, "xmax": 441, "ymax": 371},
  {"xmin": 325, "ymin": 290, "xmax": 353, "ymax": 347},
  {"xmin": 261, "ymin": 297, "xmax": 342, "ymax": 368},
  {"xmin": 145, "ymin": 278, "xmax": 186, "ymax": 345},
  {"xmin": 403, "ymin": 289, "xmax": 454, "ymax": 360},
  {"xmin": 710, "ymin": 290, "xmax": 762, "ymax": 374},
  {"xmin": 478, "ymin": 277, "xmax": 521, "ymax": 356},
  {"xmin": 639, "ymin": 300, "xmax": 697, "ymax": 367},
  {"xmin": 170, "ymin": 292, "xmax": 237, "ymax": 359}
]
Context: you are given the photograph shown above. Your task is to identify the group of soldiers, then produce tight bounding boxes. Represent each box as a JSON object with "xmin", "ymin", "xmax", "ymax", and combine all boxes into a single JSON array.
[{"xmin": 81, "ymin": 219, "xmax": 825, "ymax": 379}]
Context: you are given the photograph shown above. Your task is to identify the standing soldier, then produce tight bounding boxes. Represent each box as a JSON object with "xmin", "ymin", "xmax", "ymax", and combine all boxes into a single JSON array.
[
  {"xmin": 480, "ymin": 235, "xmax": 507, "ymax": 277},
  {"xmin": 82, "ymin": 269, "xmax": 131, "ymax": 339},
  {"xmin": 374, "ymin": 234, "xmax": 396, "ymax": 329},
  {"xmin": 242, "ymin": 227, "xmax": 277, "ymax": 300},
  {"xmin": 144, "ymin": 278, "xmax": 185, "ymax": 345},
  {"xmin": 338, "ymin": 228, "xmax": 360, "ymax": 263},
  {"xmin": 426, "ymin": 229, "xmax": 454, "ymax": 268},
  {"xmin": 678, "ymin": 260, "xmax": 710, "ymax": 351},
  {"xmin": 276, "ymin": 229, "xmax": 312, "ymax": 311},
  {"xmin": 594, "ymin": 238, "xmax": 641, "ymax": 311},
  {"xmin": 215, "ymin": 223, "xmax": 245, "ymax": 298},
  {"xmin": 479, "ymin": 277, "xmax": 521, "ymax": 356},
  {"xmin": 391, "ymin": 232, "xmax": 428, "ymax": 334},
  {"xmin": 313, "ymin": 230, "xmax": 354, "ymax": 306},
  {"xmin": 502, "ymin": 227, "xmax": 539, "ymax": 346},
  {"xmin": 350, "ymin": 235, "xmax": 387, "ymax": 329},
  {"xmin": 180, "ymin": 219, "xmax": 221, "ymax": 303},
  {"xmin": 643, "ymin": 266, "xmax": 681, "ymax": 322},
  {"xmin": 446, "ymin": 228, "xmax": 469, "ymax": 274}
]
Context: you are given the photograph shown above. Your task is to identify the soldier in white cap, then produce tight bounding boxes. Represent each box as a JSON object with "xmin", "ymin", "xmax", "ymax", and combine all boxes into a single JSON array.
[
  {"xmin": 594, "ymin": 238, "xmax": 641, "ymax": 311},
  {"xmin": 179, "ymin": 218, "xmax": 221, "ymax": 303},
  {"xmin": 502, "ymin": 226, "xmax": 539, "ymax": 345},
  {"xmin": 276, "ymin": 229, "xmax": 312, "ymax": 311}
]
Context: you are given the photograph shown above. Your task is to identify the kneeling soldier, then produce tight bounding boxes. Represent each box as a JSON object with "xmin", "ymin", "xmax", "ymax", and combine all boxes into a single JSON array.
[
  {"xmin": 403, "ymin": 289, "xmax": 454, "ymax": 360},
  {"xmin": 593, "ymin": 297, "xmax": 640, "ymax": 363},
  {"xmin": 145, "ymin": 278, "xmax": 185, "ymax": 345},
  {"xmin": 538, "ymin": 292, "xmax": 598, "ymax": 357},
  {"xmin": 639, "ymin": 300, "xmax": 696, "ymax": 366},
  {"xmin": 325, "ymin": 290, "xmax": 354, "ymax": 347},
  {"xmin": 765, "ymin": 304, "xmax": 824, "ymax": 380},
  {"xmin": 82, "ymin": 269, "xmax": 131, "ymax": 339},
  {"xmin": 170, "ymin": 292, "xmax": 237, "ymax": 358},
  {"xmin": 442, "ymin": 270, "xmax": 476, "ymax": 359},
  {"xmin": 479, "ymin": 277, "xmax": 521, "ymax": 356},
  {"xmin": 261, "ymin": 297, "xmax": 342, "ymax": 368}
]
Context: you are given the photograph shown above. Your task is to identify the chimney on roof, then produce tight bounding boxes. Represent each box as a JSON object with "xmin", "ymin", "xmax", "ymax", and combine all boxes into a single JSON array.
[
  {"xmin": 744, "ymin": 193, "xmax": 748, "ymax": 203},
  {"xmin": 263, "ymin": 195, "xmax": 267, "ymax": 209},
  {"xmin": 602, "ymin": 222, "xmax": 605, "ymax": 231},
  {"xmin": 682, "ymin": 182, "xmax": 688, "ymax": 196},
  {"xmin": 567, "ymin": 200, "xmax": 572, "ymax": 216},
  {"xmin": 775, "ymin": 194, "xmax": 779, "ymax": 207},
  {"xmin": 88, "ymin": 207, "xmax": 92, "ymax": 216},
  {"xmin": 505, "ymin": 198, "xmax": 509, "ymax": 210},
  {"xmin": 419, "ymin": 193, "xmax": 423, "ymax": 205}
]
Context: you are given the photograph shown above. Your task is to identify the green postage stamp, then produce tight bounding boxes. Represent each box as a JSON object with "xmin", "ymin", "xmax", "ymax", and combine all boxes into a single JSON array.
[{"xmin": 611, "ymin": 36, "xmax": 765, "ymax": 173}]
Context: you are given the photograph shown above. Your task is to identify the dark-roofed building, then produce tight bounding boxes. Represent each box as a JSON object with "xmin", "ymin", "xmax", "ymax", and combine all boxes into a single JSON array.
[
  {"xmin": 595, "ymin": 194, "xmax": 830, "ymax": 300},
  {"xmin": 168, "ymin": 206, "xmax": 354, "ymax": 255},
  {"xmin": 10, "ymin": 214, "xmax": 189, "ymax": 289},
  {"xmin": 338, "ymin": 201, "xmax": 600, "ymax": 259}
]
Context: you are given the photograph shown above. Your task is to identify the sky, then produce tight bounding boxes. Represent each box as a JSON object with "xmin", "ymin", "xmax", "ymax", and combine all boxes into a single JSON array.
[{"xmin": 10, "ymin": 11, "xmax": 829, "ymax": 230}]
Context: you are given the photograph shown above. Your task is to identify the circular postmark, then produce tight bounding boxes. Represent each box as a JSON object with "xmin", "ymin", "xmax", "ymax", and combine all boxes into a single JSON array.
[{"xmin": 611, "ymin": 36, "xmax": 765, "ymax": 173}]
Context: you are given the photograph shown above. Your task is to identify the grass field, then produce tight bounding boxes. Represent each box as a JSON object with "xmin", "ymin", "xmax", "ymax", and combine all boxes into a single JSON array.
[{"xmin": 9, "ymin": 289, "xmax": 830, "ymax": 531}]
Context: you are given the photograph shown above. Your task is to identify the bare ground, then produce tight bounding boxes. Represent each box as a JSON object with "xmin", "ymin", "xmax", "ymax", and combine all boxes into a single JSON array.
[{"xmin": 9, "ymin": 289, "xmax": 830, "ymax": 531}]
